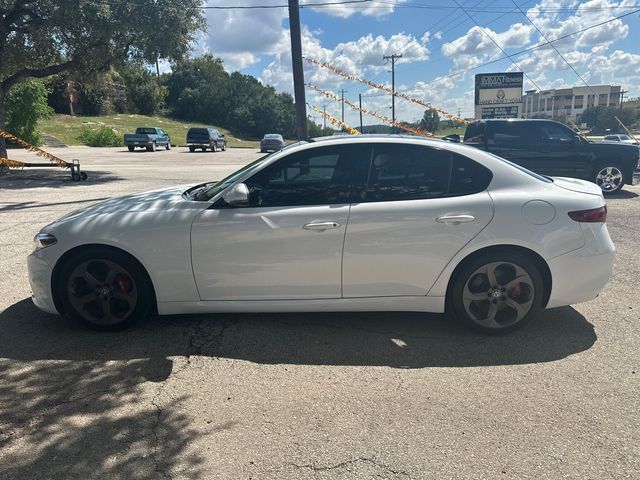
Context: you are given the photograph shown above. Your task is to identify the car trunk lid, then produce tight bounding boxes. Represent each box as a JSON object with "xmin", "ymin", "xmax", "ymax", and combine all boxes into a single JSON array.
[{"xmin": 552, "ymin": 177, "xmax": 603, "ymax": 197}]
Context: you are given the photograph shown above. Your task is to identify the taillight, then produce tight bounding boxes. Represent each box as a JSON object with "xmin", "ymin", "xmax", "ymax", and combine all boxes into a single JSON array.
[{"xmin": 568, "ymin": 205, "xmax": 607, "ymax": 223}]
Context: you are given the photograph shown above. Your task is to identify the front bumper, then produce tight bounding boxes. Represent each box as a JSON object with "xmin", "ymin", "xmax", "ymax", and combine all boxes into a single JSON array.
[{"xmin": 27, "ymin": 251, "xmax": 58, "ymax": 315}]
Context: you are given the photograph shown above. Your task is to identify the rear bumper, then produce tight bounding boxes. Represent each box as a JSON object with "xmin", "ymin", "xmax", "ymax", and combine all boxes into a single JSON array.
[
  {"xmin": 27, "ymin": 252, "xmax": 59, "ymax": 315},
  {"xmin": 546, "ymin": 223, "xmax": 615, "ymax": 308}
]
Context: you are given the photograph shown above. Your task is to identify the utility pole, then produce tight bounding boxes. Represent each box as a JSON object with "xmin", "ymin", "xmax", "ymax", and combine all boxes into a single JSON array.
[
  {"xmin": 341, "ymin": 89, "xmax": 345, "ymax": 123},
  {"xmin": 359, "ymin": 93, "xmax": 363, "ymax": 133},
  {"xmin": 288, "ymin": 0, "xmax": 308, "ymax": 140},
  {"xmin": 383, "ymin": 53, "xmax": 402, "ymax": 133},
  {"xmin": 620, "ymin": 89, "xmax": 628, "ymax": 110}
]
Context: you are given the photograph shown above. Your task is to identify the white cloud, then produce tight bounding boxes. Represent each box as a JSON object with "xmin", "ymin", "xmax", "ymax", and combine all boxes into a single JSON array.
[{"xmin": 309, "ymin": 0, "xmax": 406, "ymax": 18}]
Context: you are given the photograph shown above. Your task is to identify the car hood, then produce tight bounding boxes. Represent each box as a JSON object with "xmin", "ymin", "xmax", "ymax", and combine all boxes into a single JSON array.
[
  {"xmin": 588, "ymin": 141, "xmax": 639, "ymax": 154},
  {"xmin": 51, "ymin": 185, "xmax": 191, "ymax": 225},
  {"xmin": 552, "ymin": 177, "xmax": 603, "ymax": 196}
]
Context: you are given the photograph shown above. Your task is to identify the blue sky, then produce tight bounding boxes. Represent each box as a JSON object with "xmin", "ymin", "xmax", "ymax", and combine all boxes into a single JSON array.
[{"xmin": 198, "ymin": 0, "xmax": 640, "ymax": 126}]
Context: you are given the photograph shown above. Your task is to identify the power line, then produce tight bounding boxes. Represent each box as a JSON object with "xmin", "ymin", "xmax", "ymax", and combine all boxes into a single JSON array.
[
  {"xmin": 451, "ymin": 0, "xmax": 542, "ymax": 90},
  {"xmin": 91, "ymin": 0, "xmax": 375, "ymax": 9},
  {"xmin": 509, "ymin": 0, "xmax": 598, "ymax": 96},
  {"xmin": 395, "ymin": 8, "xmax": 640, "ymax": 94}
]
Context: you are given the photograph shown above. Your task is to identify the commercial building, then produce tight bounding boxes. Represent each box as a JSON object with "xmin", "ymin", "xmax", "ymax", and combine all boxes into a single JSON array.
[{"xmin": 523, "ymin": 85, "xmax": 622, "ymax": 120}]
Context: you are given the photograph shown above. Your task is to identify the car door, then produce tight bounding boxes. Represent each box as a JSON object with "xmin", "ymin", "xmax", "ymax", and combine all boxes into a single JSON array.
[
  {"xmin": 485, "ymin": 121, "xmax": 540, "ymax": 170},
  {"xmin": 191, "ymin": 144, "xmax": 367, "ymax": 300},
  {"xmin": 532, "ymin": 121, "xmax": 591, "ymax": 179},
  {"xmin": 342, "ymin": 143, "xmax": 494, "ymax": 297}
]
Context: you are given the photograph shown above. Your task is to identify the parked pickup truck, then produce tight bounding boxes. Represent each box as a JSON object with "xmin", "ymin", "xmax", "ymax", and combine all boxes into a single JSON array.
[
  {"xmin": 124, "ymin": 127, "xmax": 171, "ymax": 152},
  {"xmin": 456, "ymin": 119, "xmax": 639, "ymax": 195}
]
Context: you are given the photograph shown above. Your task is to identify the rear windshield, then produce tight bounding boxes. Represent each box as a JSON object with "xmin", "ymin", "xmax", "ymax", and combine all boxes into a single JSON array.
[
  {"xmin": 463, "ymin": 122, "xmax": 485, "ymax": 143},
  {"xmin": 485, "ymin": 152, "xmax": 553, "ymax": 183},
  {"xmin": 137, "ymin": 128, "xmax": 157, "ymax": 134},
  {"xmin": 264, "ymin": 134, "xmax": 282, "ymax": 139},
  {"xmin": 188, "ymin": 128, "xmax": 208, "ymax": 135}
]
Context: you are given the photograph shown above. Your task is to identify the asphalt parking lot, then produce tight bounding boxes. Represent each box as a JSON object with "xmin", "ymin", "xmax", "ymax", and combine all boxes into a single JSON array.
[{"xmin": 1, "ymin": 146, "xmax": 639, "ymax": 480}]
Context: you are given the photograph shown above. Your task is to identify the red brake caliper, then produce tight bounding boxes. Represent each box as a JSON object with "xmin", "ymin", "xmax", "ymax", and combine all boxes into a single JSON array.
[{"xmin": 114, "ymin": 273, "xmax": 133, "ymax": 293}]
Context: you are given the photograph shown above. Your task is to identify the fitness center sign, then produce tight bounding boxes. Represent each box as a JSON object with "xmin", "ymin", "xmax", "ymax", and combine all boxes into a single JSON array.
[{"xmin": 474, "ymin": 72, "xmax": 523, "ymax": 119}]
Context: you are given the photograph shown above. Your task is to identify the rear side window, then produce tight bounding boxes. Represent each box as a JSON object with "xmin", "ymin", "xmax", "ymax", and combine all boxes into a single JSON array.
[
  {"xmin": 489, "ymin": 122, "xmax": 533, "ymax": 146},
  {"xmin": 364, "ymin": 144, "xmax": 492, "ymax": 202}
]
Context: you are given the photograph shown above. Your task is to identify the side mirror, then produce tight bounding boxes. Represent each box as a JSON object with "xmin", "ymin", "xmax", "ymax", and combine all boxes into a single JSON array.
[
  {"xmin": 222, "ymin": 183, "xmax": 249, "ymax": 206},
  {"xmin": 573, "ymin": 134, "xmax": 582, "ymax": 145}
]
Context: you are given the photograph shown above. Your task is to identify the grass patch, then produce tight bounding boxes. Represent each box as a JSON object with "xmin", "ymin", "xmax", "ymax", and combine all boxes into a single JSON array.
[{"xmin": 38, "ymin": 114, "xmax": 262, "ymax": 148}]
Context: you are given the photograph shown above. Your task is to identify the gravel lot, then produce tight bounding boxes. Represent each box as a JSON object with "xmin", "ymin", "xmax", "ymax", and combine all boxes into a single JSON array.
[{"xmin": 1, "ymin": 146, "xmax": 638, "ymax": 480}]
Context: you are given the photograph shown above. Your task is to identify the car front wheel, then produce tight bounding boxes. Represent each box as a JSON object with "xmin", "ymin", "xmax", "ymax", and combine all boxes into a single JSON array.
[
  {"xmin": 594, "ymin": 164, "xmax": 624, "ymax": 195},
  {"xmin": 449, "ymin": 252, "xmax": 544, "ymax": 334},
  {"xmin": 59, "ymin": 248, "xmax": 153, "ymax": 331}
]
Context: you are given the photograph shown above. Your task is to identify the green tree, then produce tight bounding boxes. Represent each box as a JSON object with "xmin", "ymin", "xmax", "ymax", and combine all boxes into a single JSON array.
[
  {"xmin": 419, "ymin": 108, "xmax": 440, "ymax": 133},
  {"xmin": 578, "ymin": 106, "xmax": 636, "ymax": 133},
  {"xmin": 5, "ymin": 79, "xmax": 52, "ymax": 145},
  {"xmin": 0, "ymin": 0, "xmax": 205, "ymax": 156}
]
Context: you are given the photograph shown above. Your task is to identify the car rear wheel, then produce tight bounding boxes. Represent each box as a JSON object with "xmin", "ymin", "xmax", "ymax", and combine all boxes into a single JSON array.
[
  {"xmin": 211, "ymin": 143, "xmax": 217, "ymax": 152},
  {"xmin": 59, "ymin": 248, "xmax": 153, "ymax": 331},
  {"xmin": 449, "ymin": 252, "xmax": 544, "ymax": 334},
  {"xmin": 189, "ymin": 146, "xmax": 195, "ymax": 152},
  {"xmin": 201, "ymin": 146, "xmax": 207, "ymax": 152},
  {"xmin": 127, "ymin": 146, "xmax": 135, "ymax": 152},
  {"xmin": 165, "ymin": 142, "xmax": 171, "ymax": 150},
  {"xmin": 594, "ymin": 163, "xmax": 624, "ymax": 195}
]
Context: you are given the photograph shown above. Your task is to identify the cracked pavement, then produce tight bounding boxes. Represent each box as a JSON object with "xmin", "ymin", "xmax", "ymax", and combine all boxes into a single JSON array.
[{"xmin": 1, "ymin": 147, "xmax": 639, "ymax": 479}]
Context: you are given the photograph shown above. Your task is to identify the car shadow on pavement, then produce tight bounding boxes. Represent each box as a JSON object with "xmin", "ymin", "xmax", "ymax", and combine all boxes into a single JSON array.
[
  {"xmin": 0, "ymin": 298, "xmax": 595, "ymax": 479},
  {"xmin": 608, "ymin": 189, "xmax": 639, "ymax": 199},
  {"xmin": 0, "ymin": 298, "xmax": 596, "ymax": 368},
  {"xmin": 0, "ymin": 169, "xmax": 123, "ymax": 188}
]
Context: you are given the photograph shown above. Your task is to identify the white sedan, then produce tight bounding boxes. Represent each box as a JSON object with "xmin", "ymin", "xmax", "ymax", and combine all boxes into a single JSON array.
[{"xmin": 28, "ymin": 135, "xmax": 615, "ymax": 334}]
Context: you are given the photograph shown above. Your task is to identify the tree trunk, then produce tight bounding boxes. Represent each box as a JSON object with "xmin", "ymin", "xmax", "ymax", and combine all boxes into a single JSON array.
[{"xmin": 0, "ymin": 87, "xmax": 6, "ymax": 158}]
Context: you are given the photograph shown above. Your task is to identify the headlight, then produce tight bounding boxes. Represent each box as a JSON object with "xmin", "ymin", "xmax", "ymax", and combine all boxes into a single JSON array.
[{"xmin": 33, "ymin": 233, "xmax": 57, "ymax": 251}]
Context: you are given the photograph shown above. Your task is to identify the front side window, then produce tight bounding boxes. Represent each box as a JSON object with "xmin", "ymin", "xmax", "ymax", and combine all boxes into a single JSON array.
[
  {"xmin": 243, "ymin": 145, "xmax": 364, "ymax": 207},
  {"xmin": 364, "ymin": 144, "xmax": 492, "ymax": 202},
  {"xmin": 537, "ymin": 122, "xmax": 574, "ymax": 143}
]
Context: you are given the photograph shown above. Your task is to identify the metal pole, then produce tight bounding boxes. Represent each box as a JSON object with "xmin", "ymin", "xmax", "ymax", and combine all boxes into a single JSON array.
[
  {"xmin": 383, "ymin": 54, "xmax": 402, "ymax": 133},
  {"xmin": 620, "ymin": 89, "xmax": 627, "ymax": 110},
  {"xmin": 288, "ymin": 0, "xmax": 308, "ymax": 141},
  {"xmin": 359, "ymin": 94, "xmax": 363, "ymax": 133}
]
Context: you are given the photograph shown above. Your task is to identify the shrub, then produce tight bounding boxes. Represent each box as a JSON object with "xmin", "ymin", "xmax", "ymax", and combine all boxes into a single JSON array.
[
  {"xmin": 78, "ymin": 125, "xmax": 122, "ymax": 147},
  {"xmin": 5, "ymin": 79, "xmax": 53, "ymax": 145}
]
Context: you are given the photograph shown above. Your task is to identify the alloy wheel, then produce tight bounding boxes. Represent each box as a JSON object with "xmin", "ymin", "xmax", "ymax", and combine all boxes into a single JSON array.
[
  {"xmin": 595, "ymin": 166, "xmax": 623, "ymax": 192},
  {"xmin": 462, "ymin": 261, "xmax": 535, "ymax": 329},
  {"xmin": 67, "ymin": 259, "xmax": 138, "ymax": 326}
]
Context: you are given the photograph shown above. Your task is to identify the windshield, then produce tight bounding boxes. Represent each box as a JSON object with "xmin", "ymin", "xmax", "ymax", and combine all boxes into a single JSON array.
[{"xmin": 191, "ymin": 154, "xmax": 274, "ymax": 201}]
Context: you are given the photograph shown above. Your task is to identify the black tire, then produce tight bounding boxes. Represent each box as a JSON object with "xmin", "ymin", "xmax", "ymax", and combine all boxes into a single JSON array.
[
  {"xmin": 80, "ymin": 172, "xmax": 88, "ymax": 180},
  {"xmin": 127, "ymin": 145, "xmax": 135, "ymax": 152},
  {"xmin": 201, "ymin": 146, "xmax": 207, "ymax": 152},
  {"xmin": 448, "ymin": 251, "xmax": 544, "ymax": 334},
  {"xmin": 593, "ymin": 163, "xmax": 625, "ymax": 195},
  {"xmin": 165, "ymin": 142, "xmax": 171, "ymax": 150},
  {"xmin": 221, "ymin": 144, "xmax": 226, "ymax": 151},
  {"xmin": 211, "ymin": 143, "xmax": 217, "ymax": 152},
  {"xmin": 58, "ymin": 247, "xmax": 153, "ymax": 331},
  {"xmin": 189, "ymin": 146, "xmax": 195, "ymax": 152},
  {"xmin": 71, "ymin": 172, "xmax": 81, "ymax": 181}
]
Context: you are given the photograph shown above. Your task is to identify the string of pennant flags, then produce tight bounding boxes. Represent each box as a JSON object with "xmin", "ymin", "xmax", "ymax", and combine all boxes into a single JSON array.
[
  {"xmin": 303, "ymin": 57, "xmax": 469, "ymax": 125},
  {"xmin": 0, "ymin": 129, "xmax": 70, "ymax": 168},
  {"xmin": 307, "ymin": 83, "xmax": 435, "ymax": 138},
  {"xmin": 307, "ymin": 103, "xmax": 361, "ymax": 135}
]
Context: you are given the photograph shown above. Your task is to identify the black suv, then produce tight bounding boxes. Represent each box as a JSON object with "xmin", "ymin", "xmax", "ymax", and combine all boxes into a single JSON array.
[
  {"xmin": 187, "ymin": 127, "xmax": 227, "ymax": 152},
  {"xmin": 462, "ymin": 119, "xmax": 639, "ymax": 194}
]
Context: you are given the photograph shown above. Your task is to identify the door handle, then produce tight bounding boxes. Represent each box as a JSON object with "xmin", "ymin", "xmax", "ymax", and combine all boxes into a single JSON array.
[
  {"xmin": 302, "ymin": 221, "xmax": 341, "ymax": 231},
  {"xmin": 435, "ymin": 214, "xmax": 475, "ymax": 225}
]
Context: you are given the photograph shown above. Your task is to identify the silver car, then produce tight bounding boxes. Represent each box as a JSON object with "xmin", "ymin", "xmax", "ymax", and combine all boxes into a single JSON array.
[{"xmin": 260, "ymin": 134, "xmax": 284, "ymax": 153}]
